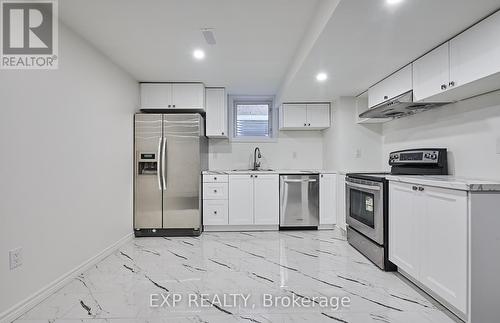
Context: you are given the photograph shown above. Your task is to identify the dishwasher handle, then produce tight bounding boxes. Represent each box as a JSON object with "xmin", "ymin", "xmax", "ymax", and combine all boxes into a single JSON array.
[{"xmin": 283, "ymin": 179, "xmax": 317, "ymax": 183}]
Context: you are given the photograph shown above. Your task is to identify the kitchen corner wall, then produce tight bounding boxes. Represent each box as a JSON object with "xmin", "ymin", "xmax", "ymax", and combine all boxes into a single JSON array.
[
  {"xmin": 208, "ymin": 131, "xmax": 324, "ymax": 170},
  {"xmin": 382, "ymin": 90, "xmax": 500, "ymax": 180},
  {"xmin": 0, "ymin": 23, "xmax": 138, "ymax": 317},
  {"xmin": 323, "ymin": 97, "xmax": 384, "ymax": 172}
]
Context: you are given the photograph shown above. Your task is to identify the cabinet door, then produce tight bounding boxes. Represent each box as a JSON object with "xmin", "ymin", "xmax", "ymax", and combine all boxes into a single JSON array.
[
  {"xmin": 420, "ymin": 186, "xmax": 468, "ymax": 313},
  {"xmin": 319, "ymin": 174, "xmax": 336, "ymax": 225},
  {"xmin": 450, "ymin": 10, "xmax": 500, "ymax": 89},
  {"xmin": 306, "ymin": 104, "xmax": 330, "ymax": 129},
  {"xmin": 205, "ymin": 88, "xmax": 227, "ymax": 138},
  {"xmin": 172, "ymin": 83, "xmax": 205, "ymax": 109},
  {"xmin": 228, "ymin": 175, "xmax": 254, "ymax": 225},
  {"xmin": 140, "ymin": 84, "xmax": 173, "ymax": 108},
  {"xmin": 253, "ymin": 174, "xmax": 279, "ymax": 225},
  {"xmin": 336, "ymin": 174, "xmax": 346, "ymax": 230},
  {"xmin": 368, "ymin": 64, "xmax": 412, "ymax": 107},
  {"xmin": 389, "ymin": 182, "xmax": 419, "ymax": 278},
  {"xmin": 203, "ymin": 200, "xmax": 228, "ymax": 225},
  {"xmin": 413, "ymin": 43, "xmax": 450, "ymax": 102},
  {"xmin": 281, "ymin": 104, "xmax": 307, "ymax": 128}
]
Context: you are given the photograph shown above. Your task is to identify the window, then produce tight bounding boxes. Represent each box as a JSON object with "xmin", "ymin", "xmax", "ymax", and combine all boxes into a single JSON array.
[{"xmin": 230, "ymin": 96, "xmax": 275, "ymax": 141}]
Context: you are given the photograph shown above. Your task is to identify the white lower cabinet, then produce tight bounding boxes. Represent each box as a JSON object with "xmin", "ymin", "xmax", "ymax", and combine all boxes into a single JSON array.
[
  {"xmin": 319, "ymin": 173, "xmax": 337, "ymax": 226},
  {"xmin": 253, "ymin": 175, "xmax": 279, "ymax": 225},
  {"xmin": 228, "ymin": 175, "xmax": 254, "ymax": 225},
  {"xmin": 389, "ymin": 182, "xmax": 468, "ymax": 315},
  {"xmin": 228, "ymin": 174, "xmax": 279, "ymax": 226},
  {"xmin": 203, "ymin": 200, "xmax": 228, "ymax": 225}
]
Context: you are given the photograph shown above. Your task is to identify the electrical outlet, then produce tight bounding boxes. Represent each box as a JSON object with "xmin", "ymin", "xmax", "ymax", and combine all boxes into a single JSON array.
[{"xmin": 9, "ymin": 247, "xmax": 23, "ymax": 270}]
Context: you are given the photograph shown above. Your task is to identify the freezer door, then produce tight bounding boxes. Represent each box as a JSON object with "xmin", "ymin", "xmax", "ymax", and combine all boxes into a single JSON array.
[
  {"xmin": 162, "ymin": 114, "xmax": 203, "ymax": 229},
  {"xmin": 280, "ymin": 175, "xmax": 319, "ymax": 227},
  {"xmin": 134, "ymin": 114, "xmax": 163, "ymax": 228}
]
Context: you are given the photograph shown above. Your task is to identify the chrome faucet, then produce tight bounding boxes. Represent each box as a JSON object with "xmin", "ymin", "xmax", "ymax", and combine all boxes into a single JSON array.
[{"xmin": 253, "ymin": 147, "xmax": 262, "ymax": 171}]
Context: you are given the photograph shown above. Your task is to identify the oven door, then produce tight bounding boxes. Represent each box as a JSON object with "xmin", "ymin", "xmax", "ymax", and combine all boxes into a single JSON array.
[{"xmin": 345, "ymin": 178, "xmax": 384, "ymax": 245}]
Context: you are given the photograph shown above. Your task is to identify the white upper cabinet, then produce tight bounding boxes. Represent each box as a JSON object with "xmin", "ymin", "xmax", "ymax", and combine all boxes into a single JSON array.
[
  {"xmin": 413, "ymin": 43, "xmax": 451, "ymax": 102},
  {"xmin": 140, "ymin": 84, "xmax": 173, "ymax": 109},
  {"xmin": 368, "ymin": 64, "xmax": 412, "ymax": 108},
  {"xmin": 449, "ymin": 10, "xmax": 500, "ymax": 97},
  {"xmin": 280, "ymin": 103, "xmax": 331, "ymax": 130},
  {"xmin": 171, "ymin": 83, "xmax": 205, "ymax": 109},
  {"xmin": 280, "ymin": 104, "xmax": 307, "ymax": 128},
  {"xmin": 140, "ymin": 83, "xmax": 205, "ymax": 110},
  {"xmin": 306, "ymin": 103, "xmax": 330, "ymax": 128},
  {"xmin": 205, "ymin": 87, "xmax": 227, "ymax": 138}
]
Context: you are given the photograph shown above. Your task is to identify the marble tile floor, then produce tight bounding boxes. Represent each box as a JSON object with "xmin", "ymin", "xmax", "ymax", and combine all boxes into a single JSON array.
[{"xmin": 13, "ymin": 229, "xmax": 461, "ymax": 323}]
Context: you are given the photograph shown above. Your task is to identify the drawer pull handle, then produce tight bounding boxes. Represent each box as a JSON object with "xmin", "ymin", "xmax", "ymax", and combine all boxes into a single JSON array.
[
  {"xmin": 214, "ymin": 211, "xmax": 217, "ymax": 215},
  {"xmin": 214, "ymin": 177, "xmax": 217, "ymax": 180}
]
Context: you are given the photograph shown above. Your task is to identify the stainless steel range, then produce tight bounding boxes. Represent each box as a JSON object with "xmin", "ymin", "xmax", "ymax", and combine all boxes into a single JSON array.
[{"xmin": 346, "ymin": 148, "xmax": 448, "ymax": 271}]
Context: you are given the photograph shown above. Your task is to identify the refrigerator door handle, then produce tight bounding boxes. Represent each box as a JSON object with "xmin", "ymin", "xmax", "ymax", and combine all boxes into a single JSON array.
[
  {"xmin": 161, "ymin": 136, "xmax": 167, "ymax": 190},
  {"xmin": 157, "ymin": 137, "xmax": 163, "ymax": 191}
]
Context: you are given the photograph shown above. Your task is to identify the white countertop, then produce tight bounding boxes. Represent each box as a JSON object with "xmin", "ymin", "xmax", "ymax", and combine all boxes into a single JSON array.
[
  {"xmin": 386, "ymin": 175, "xmax": 500, "ymax": 192},
  {"xmin": 203, "ymin": 169, "xmax": 338, "ymax": 175}
]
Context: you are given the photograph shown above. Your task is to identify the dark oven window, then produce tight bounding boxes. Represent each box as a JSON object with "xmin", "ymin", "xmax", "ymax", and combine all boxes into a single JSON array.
[{"xmin": 349, "ymin": 189, "xmax": 375, "ymax": 228}]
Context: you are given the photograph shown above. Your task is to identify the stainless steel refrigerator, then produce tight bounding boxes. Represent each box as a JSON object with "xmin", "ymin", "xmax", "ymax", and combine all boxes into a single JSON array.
[{"xmin": 134, "ymin": 113, "xmax": 207, "ymax": 237}]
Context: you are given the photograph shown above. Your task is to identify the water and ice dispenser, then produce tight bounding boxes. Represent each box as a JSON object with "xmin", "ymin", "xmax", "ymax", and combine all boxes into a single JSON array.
[{"xmin": 138, "ymin": 153, "xmax": 157, "ymax": 175}]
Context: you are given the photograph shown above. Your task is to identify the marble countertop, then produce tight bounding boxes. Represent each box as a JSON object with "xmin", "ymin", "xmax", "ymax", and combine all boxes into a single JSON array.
[
  {"xmin": 386, "ymin": 175, "xmax": 500, "ymax": 192},
  {"xmin": 203, "ymin": 169, "xmax": 338, "ymax": 175}
]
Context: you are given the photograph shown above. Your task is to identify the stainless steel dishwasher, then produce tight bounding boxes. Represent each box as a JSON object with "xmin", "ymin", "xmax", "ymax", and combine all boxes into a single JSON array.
[{"xmin": 279, "ymin": 174, "xmax": 319, "ymax": 228}]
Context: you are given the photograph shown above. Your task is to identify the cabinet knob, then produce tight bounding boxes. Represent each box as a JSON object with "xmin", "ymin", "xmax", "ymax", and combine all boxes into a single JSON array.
[
  {"xmin": 173, "ymin": 105, "xmax": 176, "ymax": 107},
  {"xmin": 214, "ymin": 189, "xmax": 217, "ymax": 193},
  {"xmin": 168, "ymin": 105, "xmax": 171, "ymax": 108},
  {"xmin": 321, "ymin": 174, "xmax": 324, "ymax": 178},
  {"xmin": 384, "ymin": 95, "xmax": 388, "ymax": 100},
  {"xmin": 221, "ymin": 132, "xmax": 224, "ymax": 135},
  {"xmin": 418, "ymin": 186, "xmax": 425, "ymax": 192},
  {"xmin": 255, "ymin": 175, "xmax": 258, "ymax": 178},
  {"xmin": 412, "ymin": 186, "xmax": 418, "ymax": 191},
  {"xmin": 214, "ymin": 211, "xmax": 217, "ymax": 215},
  {"xmin": 449, "ymin": 81, "xmax": 455, "ymax": 87},
  {"xmin": 304, "ymin": 123, "xmax": 307, "ymax": 126},
  {"xmin": 308, "ymin": 123, "xmax": 311, "ymax": 126},
  {"xmin": 250, "ymin": 175, "xmax": 253, "ymax": 178},
  {"xmin": 214, "ymin": 177, "xmax": 217, "ymax": 180},
  {"xmin": 441, "ymin": 84, "xmax": 447, "ymax": 90}
]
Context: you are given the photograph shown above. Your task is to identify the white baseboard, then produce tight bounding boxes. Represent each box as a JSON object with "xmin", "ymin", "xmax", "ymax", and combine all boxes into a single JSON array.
[
  {"xmin": 204, "ymin": 225, "xmax": 279, "ymax": 232},
  {"xmin": 0, "ymin": 232, "xmax": 133, "ymax": 323}
]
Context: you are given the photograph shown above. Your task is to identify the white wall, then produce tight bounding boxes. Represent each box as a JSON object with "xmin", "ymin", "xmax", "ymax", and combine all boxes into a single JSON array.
[
  {"xmin": 323, "ymin": 97, "xmax": 384, "ymax": 172},
  {"xmin": 382, "ymin": 90, "xmax": 500, "ymax": 179},
  {"xmin": 208, "ymin": 131, "xmax": 324, "ymax": 170},
  {"xmin": 0, "ymin": 24, "xmax": 138, "ymax": 317}
]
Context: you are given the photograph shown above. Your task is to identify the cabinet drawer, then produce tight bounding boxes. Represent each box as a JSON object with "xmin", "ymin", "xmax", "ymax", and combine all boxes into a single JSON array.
[
  {"xmin": 203, "ymin": 183, "xmax": 228, "ymax": 199},
  {"xmin": 203, "ymin": 200, "xmax": 228, "ymax": 225},
  {"xmin": 203, "ymin": 174, "xmax": 228, "ymax": 183}
]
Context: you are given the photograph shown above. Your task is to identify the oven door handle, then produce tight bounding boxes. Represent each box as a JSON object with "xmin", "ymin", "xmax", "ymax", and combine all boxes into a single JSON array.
[{"xmin": 346, "ymin": 182, "xmax": 381, "ymax": 191}]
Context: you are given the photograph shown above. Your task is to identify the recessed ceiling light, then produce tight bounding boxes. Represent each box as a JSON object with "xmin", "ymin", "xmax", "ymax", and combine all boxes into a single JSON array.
[
  {"xmin": 193, "ymin": 49, "xmax": 205, "ymax": 60},
  {"xmin": 386, "ymin": 0, "xmax": 403, "ymax": 5},
  {"xmin": 316, "ymin": 72, "xmax": 328, "ymax": 82}
]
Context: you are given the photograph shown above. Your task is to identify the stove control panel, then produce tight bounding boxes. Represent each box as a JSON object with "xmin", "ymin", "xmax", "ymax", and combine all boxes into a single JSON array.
[{"xmin": 389, "ymin": 149, "xmax": 441, "ymax": 165}]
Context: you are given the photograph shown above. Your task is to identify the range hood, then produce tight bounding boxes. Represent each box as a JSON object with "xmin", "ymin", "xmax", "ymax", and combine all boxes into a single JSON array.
[{"xmin": 359, "ymin": 91, "xmax": 450, "ymax": 119}]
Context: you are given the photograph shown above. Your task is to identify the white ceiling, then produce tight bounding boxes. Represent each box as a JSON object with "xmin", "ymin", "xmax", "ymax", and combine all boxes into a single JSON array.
[
  {"xmin": 280, "ymin": 0, "xmax": 500, "ymax": 101},
  {"xmin": 60, "ymin": 0, "xmax": 500, "ymax": 101},
  {"xmin": 59, "ymin": 0, "xmax": 320, "ymax": 95}
]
